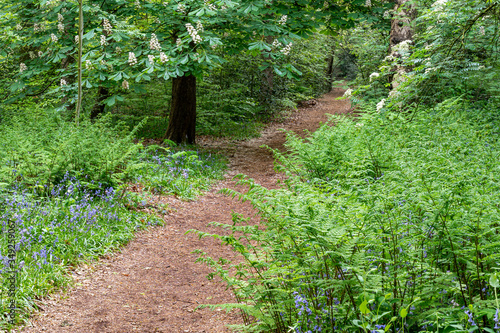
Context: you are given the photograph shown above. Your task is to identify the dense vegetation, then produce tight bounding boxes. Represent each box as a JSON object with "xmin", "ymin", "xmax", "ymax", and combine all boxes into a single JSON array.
[
  {"xmin": 0, "ymin": 0, "xmax": 354, "ymax": 329},
  {"xmin": 192, "ymin": 0, "xmax": 500, "ymax": 332},
  {"xmin": 1, "ymin": 0, "xmax": 500, "ymax": 331}
]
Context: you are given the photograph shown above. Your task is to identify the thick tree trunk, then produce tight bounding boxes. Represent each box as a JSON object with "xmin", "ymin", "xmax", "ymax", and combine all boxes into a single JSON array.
[
  {"xmin": 389, "ymin": 0, "xmax": 417, "ymax": 90},
  {"xmin": 164, "ymin": 75, "xmax": 196, "ymax": 144},
  {"xmin": 389, "ymin": 0, "xmax": 415, "ymax": 50},
  {"xmin": 90, "ymin": 86, "xmax": 110, "ymax": 120}
]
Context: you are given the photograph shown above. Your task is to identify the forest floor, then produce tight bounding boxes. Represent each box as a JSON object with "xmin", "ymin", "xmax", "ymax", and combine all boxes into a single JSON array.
[{"xmin": 18, "ymin": 87, "xmax": 350, "ymax": 333}]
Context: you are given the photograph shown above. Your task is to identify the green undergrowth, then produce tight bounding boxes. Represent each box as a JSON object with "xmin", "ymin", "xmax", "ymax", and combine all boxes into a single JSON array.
[
  {"xmin": 193, "ymin": 99, "xmax": 500, "ymax": 332},
  {"xmin": 0, "ymin": 110, "xmax": 228, "ymax": 329},
  {"xmin": 132, "ymin": 144, "xmax": 227, "ymax": 200},
  {"xmin": 0, "ymin": 177, "xmax": 162, "ymax": 329}
]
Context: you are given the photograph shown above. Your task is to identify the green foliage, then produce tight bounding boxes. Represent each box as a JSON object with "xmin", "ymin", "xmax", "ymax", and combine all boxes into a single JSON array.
[
  {"xmin": 134, "ymin": 144, "xmax": 227, "ymax": 200},
  {"xmin": 0, "ymin": 109, "xmax": 144, "ymax": 188},
  {"xmin": 352, "ymin": 0, "xmax": 500, "ymax": 110},
  {"xmin": 0, "ymin": 178, "xmax": 161, "ymax": 328},
  {"xmin": 194, "ymin": 100, "xmax": 500, "ymax": 332}
]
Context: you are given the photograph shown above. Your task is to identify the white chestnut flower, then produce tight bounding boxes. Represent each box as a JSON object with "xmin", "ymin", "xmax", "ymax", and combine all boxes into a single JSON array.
[
  {"xmin": 29, "ymin": 51, "xmax": 36, "ymax": 59},
  {"xmin": 148, "ymin": 54, "xmax": 155, "ymax": 64},
  {"xmin": 280, "ymin": 42, "xmax": 292, "ymax": 55},
  {"xmin": 58, "ymin": 13, "xmax": 64, "ymax": 22},
  {"xmin": 38, "ymin": 51, "xmax": 43, "ymax": 57},
  {"xmin": 115, "ymin": 46, "xmax": 122, "ymax": 54},
  {"xmin": 128, "ymin": 52, "xmax": 137, "ymax": 66},
  {"xmin": 16, "ymin": 24, "xmax": 22, "ymax": 30},
  {"xmin": 204, "ymin": 0, "xmax": 216, "ymax": 11},
  {"xmin": 272, "ymin": 39, "xmax": 282, "ymax": 48},
  {"xmin": 150, "ymin": 33, "xmax": 161, "ymax": 51},
  {"xmin": 160, "ymin": 52, "xmax": 169, "ymax": 63},
  {"xmin": 51, "ymin": 33, "xmax": 58, "ymax": 42},
  {"xmin": 196, "ymin": 21, "xmax": 204, "ymax": 32},
  {"xmin": 177, "ymin": 3, "xmax": 187, "ymax": 14},
  {"xmin": 479, "ymin": 26, "xmax": 485, "ymax": 36},
  {"xmin": 176, "ymin": 38, "xmax": 182, "ymax": 47},
  {"xmin": 103, "ymin": 19, "xmax": 112, "ymax": 34},
  {"xmin": 85, "ymin": 60, "xmax": 93, "ymax": 70},
  {"xmin": 278, "ymin": 15, "xmax": 287, "ymax": 25},
  {"xmin": 19, "ymin": 63, "xmax": 28, "ymax": 73},
  {"xmin": 185, "ymin": 23, "xmax": 202, "ymax": 44},
  {"xmin": 365, "ymin": 0, "xmax": 371, "ymax": 7},
  {"xmin": 343, "ymin": 88, "xmax": 352, "ymax": 97},
  {"xmin": 58, "ymin": 22, "xmax": 64, "ymax": 33},
  {"xmin": 60, "ymin": 78, "xmax": 67, "ymax": 86},
  {"xmin": 100, "ymin": 35, "xmax": 108, "ymax": 46},
  {"xmin": 122, "ymin": 80, "xmax": 129, "ymax": 89}
]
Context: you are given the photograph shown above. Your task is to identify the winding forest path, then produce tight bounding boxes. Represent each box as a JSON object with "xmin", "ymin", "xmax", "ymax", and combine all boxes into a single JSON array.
[{"xmin": 20, "ymin": 88, "xmax": 350, "ymax": 333}]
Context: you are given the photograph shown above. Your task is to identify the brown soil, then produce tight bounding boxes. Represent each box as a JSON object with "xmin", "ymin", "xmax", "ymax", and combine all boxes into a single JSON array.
[{"xmin": 18, "ymin": 88, "xmax": 350, "ymax": 333}]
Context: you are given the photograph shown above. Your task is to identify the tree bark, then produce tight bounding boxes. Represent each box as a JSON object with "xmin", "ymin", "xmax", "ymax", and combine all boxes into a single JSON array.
[
  {"xmin": 259, "ymin": 35, "xmax": 275, "ymax": 112},
  {"xmin": 164, "ymin": 74, "xmax": 197, "ymax": 144},
  {"xmin": 389, "ymin": 0, "xmax": 417, "ymax": 90},
  {"xmin": 325, "ymin": 42, "xmax": 336, "ymax": 92},
  {"xmin": 389, "ymin": 0, "xmax": 415, "ymax": 51},
  {"xmin": 90, "ymin": 86, "xmax": 110, "ymax": 120}
]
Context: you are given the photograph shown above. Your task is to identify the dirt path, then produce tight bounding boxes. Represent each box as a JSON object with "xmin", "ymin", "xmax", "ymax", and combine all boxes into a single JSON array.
[{"xmin": 19, "ymin": 88, "xmax": 350, "ymax": 333}]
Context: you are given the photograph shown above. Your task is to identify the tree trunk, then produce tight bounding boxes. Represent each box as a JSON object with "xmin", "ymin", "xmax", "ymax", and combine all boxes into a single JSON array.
[
  {"xmin": 325, "ymin": 43, "xmax": 336, "ymax": 92},
  {"xmin": 389, "ymin": 0, "xmax": 417, "ymax": 90},
  {"xmin": 389, "ymin": 0, "xmax": 415, "ymax": 51},
  {"xmin": 90, "ymin": 86, "xmax": 110, "ymax": 120},
  {"xmin": 259, "ymin": 35, "xmax": 275, "ymax": 113},
  {"xmin": 164, "ymin": 75, "xmax": 197, "ymax": 144}
]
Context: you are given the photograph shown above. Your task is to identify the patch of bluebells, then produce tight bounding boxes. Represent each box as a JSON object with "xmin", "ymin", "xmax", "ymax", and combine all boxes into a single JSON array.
[
  {"xmin": 293, "ymin": 291, "xmax": 334, "ymax": 333},
  {"xmin": 136, "ymin": 148, "xmax": 225, "ymax": 198},
  {"xmin": 0, "ymin": 172, "xmax": 154, "ymax": 309},
  {"xmin": 464, "ymin": 309, "xmax": 476, "ymax": 327}
]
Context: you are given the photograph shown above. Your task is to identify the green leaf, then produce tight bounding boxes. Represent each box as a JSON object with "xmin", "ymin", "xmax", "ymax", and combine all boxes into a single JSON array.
[
  {"xmin": 273, "ymin": 67, "xmax": 284, "ymax": 77},
  {"xmin": 359, "ymin": 300, "xmax": 370, "ymax": 315},
  {"xmin": 489, "ymin": 273, "xmax": 499, "ymax": 288},
  {"xmin": 400, "ymin": 308, "xmax": 407, "ymax": 318},
  {"xmin": 104, "ymin": 95, "xmax": 116, "ymax": 106},
  {"xmin": 83, "ymin": 29, "xmax": 95, "ymax": 40},
  {"xmin": 109, "ymin": 72, "xmax": 122, "ymax": 81}
]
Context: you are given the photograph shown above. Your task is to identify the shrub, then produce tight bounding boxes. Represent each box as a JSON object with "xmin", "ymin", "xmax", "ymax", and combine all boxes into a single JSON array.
[
  {"xmin": 0, "ymin": 109, "xmax": 144, "ymax": 189},
  {"xmin": 194, "ymin": 100, "xmax": 500, "ymax": 332}
]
